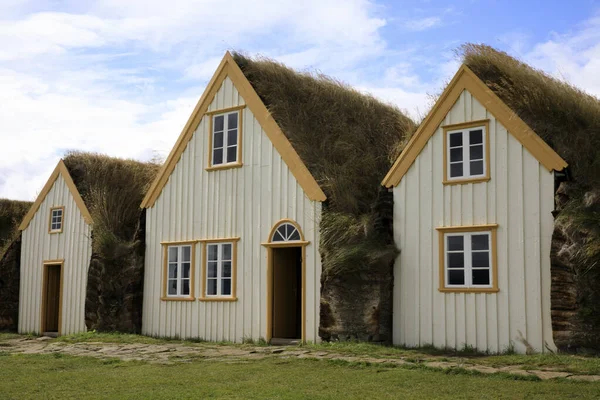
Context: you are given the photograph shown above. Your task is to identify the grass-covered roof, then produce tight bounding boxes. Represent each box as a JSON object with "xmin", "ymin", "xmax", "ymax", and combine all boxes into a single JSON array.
[
  {"xmin": 0, "ymin": 199, "xmax": 31, "ymax": 258},
  {"xmin": 233, "ymin": 52, "xmax": 417, "ymax": 279}
]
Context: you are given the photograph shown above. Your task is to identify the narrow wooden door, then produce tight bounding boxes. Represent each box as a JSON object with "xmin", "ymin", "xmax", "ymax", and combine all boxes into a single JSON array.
[
  {"xmin": 272, "ymin": 247, "xmax": 301, "ymax": 339},
  {"xmin": 43, "ymin": 265, "xmax": 61, "ymax": 333}
]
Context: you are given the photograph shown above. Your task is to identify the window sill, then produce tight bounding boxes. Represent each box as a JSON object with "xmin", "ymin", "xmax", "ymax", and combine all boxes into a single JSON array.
[
  {"xmin": 161, "ymin": 297, "xmax": 196, "ymax": 302},
  {"xmin": 438, "ymin": 287, "xmax": 499, "ymax": 293},
  {"xmin": 198, "ymin": 297, "xmax": 238, "ymax": 302},
  {"xmin": 48, "ymin": 230, "xmax": 63, "ymax": 234},
  {"xmin": 205, "ymin": 163, "xmax": 243, "ymax": 172},
  {"xmin": 443, "ymin": 176, "xmax": 490, "ymax": 185}
]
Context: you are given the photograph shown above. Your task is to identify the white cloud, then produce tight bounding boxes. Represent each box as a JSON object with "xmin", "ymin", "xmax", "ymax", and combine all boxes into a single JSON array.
[{"xmin": 403, "ymin": 16, "xmax": 441, "ymax": 31}]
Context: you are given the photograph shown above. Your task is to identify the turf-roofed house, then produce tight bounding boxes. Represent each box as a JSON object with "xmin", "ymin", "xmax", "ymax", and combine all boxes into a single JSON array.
[
  {"xmin": 141, "ymin": 52, "xmax": 415, "ymax": 343},
  {"xmin": 17, "ymin": 153, "xmax": 158, "ymax": 336},
  {"xmin": 383, "ymin": 44, "xmax": 600, "ymax": 354}
]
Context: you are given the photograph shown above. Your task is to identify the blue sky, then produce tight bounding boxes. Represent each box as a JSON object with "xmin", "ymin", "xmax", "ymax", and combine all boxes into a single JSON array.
[{"xmin": 1, "ymin": 0, "xmax": 599, "ymax": 200}]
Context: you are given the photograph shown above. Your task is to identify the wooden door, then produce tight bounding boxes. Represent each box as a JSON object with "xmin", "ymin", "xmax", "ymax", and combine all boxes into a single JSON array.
[
  {"xmin": 272, "ymin": 247, "xmax": 301, "ymax": 339},
  {"xmin": 43, "ymin": 265, "xmax": 61, "ymax": 333}
]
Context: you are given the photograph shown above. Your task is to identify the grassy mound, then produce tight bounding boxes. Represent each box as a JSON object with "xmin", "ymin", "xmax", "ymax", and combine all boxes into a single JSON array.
[
  {"xmin": 232, "ymin": 52, "xmax": 416, "ymax": 277},
  {"xmin": 0, "ymin": 199, "xmax": 31, "ymax": 257},
  {"xmin": 63, "ymin": 152, "xmax": 160, "ymax": 332},
  {"xmin": 460, "ymin": 43, "xmax": 600, "ymax": 350}
]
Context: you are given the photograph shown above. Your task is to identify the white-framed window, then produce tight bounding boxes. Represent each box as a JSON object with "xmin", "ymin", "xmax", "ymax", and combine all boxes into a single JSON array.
[
  {"xmin": 446, "ymin": 125, "xmax": 486, "ymax": 180},
  {"xmin": 211, "ymin": 111, "xmax": 239, "ymax": 166},
  {"xmin": 205, "ymin": 242, "xmax": 233, "ymax": 297},
  {"xmin": 271, "ymin": 222, "xmax": 301, "ymax": 242},
  {"xmin": 49, "ymin": 207, "xmax": 64, "ymax": 233},
  {"xmin": 444, "ymin": 231, "xmax": 492, "ymax": 288},
  {"xmin": 166, "ymin": 245, "xmax": 192, "ymax": 297}
]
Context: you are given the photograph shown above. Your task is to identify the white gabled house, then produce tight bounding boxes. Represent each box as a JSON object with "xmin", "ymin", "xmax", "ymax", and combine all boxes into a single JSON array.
[
  {"xmin": 18, "ymin": 160, "xmax": 93, "ymax": 336},
  {"xmin": 382, "ymin": 65, "xmax": 568, "ymax": 354},
  {"xmin": 140, "ymin": 52, "xmax": 327, "ymax": 343}
]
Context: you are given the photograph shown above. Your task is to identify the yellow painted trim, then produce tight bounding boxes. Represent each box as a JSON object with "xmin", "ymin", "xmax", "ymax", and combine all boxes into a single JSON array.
[
  {"xmin": 437, "ymin": 224, "xmax": 499, "ymax": 293},
  {"xmin": 199, "ymin": 239, "xmax": 238, "ymax": 301},
  {"xmin": 205, "ymin": 162, "xmax": 244, "ymax": 172},
  {"xmin": 48, "ymin": 206, "xmax": 65, "ymax": 234},
  {"xmin": 382, "ymin": 64, "xmax": 568, "ymax": 188},
  {"xmin": 40, "ymin": 260, "xmax": 65, "ymax": 335},
  {"xmin": 205, "ymin": 104, "xmax": 247, "ymax": 115},
  {"xmin": 261, "ymin": 241, "xmax": 310, "ymax": 248},
  {"xmin": 161, "ymin": 241, "xmax": 196, "ymax": 302},
  {"xmin": 442, "ymin": 119, "xmax": 491, "ymax": 185},
  {"xmin": 140, "ymin": 52, "xmax": 326, "ymax": 208},
  {"xmin": 19, "ymin": 160, "xmax": 92, "ymax": 230}
]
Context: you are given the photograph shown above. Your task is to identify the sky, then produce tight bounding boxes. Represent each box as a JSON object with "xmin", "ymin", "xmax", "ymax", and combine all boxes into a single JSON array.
[{"xmin": 1, "ymin": 0, "xmax": 599, "ymax": 201}]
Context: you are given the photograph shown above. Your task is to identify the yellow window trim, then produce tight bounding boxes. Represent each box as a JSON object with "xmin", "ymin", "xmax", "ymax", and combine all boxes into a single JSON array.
[
  {"xmin": 207, "ymin": 108, "xmax": 244, "ymax": 171},
  {"xmin": 48, "ymin": 206, "xmax": 65, "ymax": 234},
  {"xmin": 199, "ymin": 238, "xmax": 238, "ymax": 301},
  {"xmin": 19, "ymin": 160, "xmax": 92, "ymax": 231},
  {"xmin": 442, "ymin": 119, "xmax": 491, "ymax": 185},
  {"xmin": 382, "ymin": 64, "xmax": 567, "ymax": 188},
  {"xmin": 161, "ymin": 241, "xmax": 196, "ymax": 301},
  {"xmin": 436, "ymin": 224, "xmax": 499, "ymax": 294},
  {"xmin": 140, "ymin": 52, "xmax": 326, "ymax": 208}
]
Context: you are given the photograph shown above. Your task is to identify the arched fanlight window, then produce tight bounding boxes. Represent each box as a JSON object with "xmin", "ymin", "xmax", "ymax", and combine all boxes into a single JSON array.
[{"xmin": 271, "ymin": 221, "xmax": 302, "ymax": 242}]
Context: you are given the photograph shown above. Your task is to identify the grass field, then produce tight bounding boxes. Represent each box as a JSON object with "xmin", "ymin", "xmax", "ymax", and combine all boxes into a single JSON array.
[{"xmin": 1, "ymin": 352, "xmax": 599, "ymax": 400}]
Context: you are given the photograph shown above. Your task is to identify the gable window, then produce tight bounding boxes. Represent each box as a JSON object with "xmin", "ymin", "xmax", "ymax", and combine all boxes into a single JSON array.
[
  {"xmin": 49, "ymin": 207, "xmax": 64, "ymax": 233},
  {"xmin": 208, "ymin": 108, "xmax": 244, "ymax": 170},
  {"xmin": 200, "ymin": 238, "xmax": 239, "ymax": 301},
  {"xmin": 162, "ymin": 242, "xmax": 195, "ymax": 300},
  {"xmin": 443, "ymin": 120, "xmax": 490, "ymax": 184},
  {"xmin": 437, "ymin": 225, "xmax": 498, "ymax": 293}
]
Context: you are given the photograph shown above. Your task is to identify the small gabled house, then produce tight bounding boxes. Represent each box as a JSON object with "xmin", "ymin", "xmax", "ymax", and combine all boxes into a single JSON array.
[
  {"xmin": 17, "ymin": 153, "xmax": 159, "ymax": 336},
  {"xmin": 382, "ymin": 46, "xmax": 576, "ymax": 354},
  {"xmin": 141, "ymin": 52, "xmax": 415, "ymax": 343}
]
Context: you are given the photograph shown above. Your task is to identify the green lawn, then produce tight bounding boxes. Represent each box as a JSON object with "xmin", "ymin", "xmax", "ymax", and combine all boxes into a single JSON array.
[{"xmin": 0, "ymin": 352, "xmax": 598, "ymax": 400}]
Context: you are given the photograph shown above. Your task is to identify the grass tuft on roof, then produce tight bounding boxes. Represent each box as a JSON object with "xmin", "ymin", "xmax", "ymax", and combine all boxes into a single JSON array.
[
  {"xmin": 460, "ymin": 43, "xmax": 600, "ymax": 349},
  {"xmin": 0, "ymin": 199, "xmax": 31, "ymax": 258},
  {"xmin": 63, "ymin": 151, "xmax": 160, "ymax": 332},
  {"xmin": 232, "ymin": 52, "xmax": 416, "ymax": 278}
]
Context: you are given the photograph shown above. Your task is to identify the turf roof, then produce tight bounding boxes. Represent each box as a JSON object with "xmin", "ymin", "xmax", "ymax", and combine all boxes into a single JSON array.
[
  {"xmin": 232, "ymin": 52, "xmax": 416, "ymax": 214},
  {"xmin": 0, "ymin": 199, "xmax": 32, "ymax": 258}
]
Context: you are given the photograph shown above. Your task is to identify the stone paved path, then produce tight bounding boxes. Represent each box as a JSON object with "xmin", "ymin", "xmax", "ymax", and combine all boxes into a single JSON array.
[{"xmin": 2, "ymin": 337, "xmax": 599, "ymax": 382}]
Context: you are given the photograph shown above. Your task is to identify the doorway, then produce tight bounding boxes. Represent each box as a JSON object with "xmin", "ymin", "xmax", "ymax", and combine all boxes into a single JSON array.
[
  {"xmin": 42, "ymin": 263, "xmax": 62, "ymax": 335},
  {"xmin": 271, "ymin": 247, "xmax": 302, "ymax": 340}
]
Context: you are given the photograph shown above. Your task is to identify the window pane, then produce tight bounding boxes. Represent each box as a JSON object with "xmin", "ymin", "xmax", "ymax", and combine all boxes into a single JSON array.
[
  {"xmin": 277, "ymin": 225, "xmax": 287, "ymax": 239},
  {"xmin": 226, "ymin": 146, "xmax": 237, "ymax": 163},
  {"xmin": 470, "ymin": 160, "xmax": 484, "ymax": 176},
  {"xmin": 448, "ymin": 253, "xmax": 464, "ymax": 268},
  {"xmin": 449, "ymin": 132, "xmax": 462, "ymax": 147},
  {"xmin": 227, "ymin": 129, "xmax": 238, "ymax": 146},
  {"xmin": 207, "ymin": 245, "xmax": 218, "ymax": 261},
  {"xmin": 222, "ymin": 262, "xmax": 232, "ymax": 278},
  {"xmin": 450, "ymin": 148, "xmax": 463, "ymax": 162},
  {"xmin": 289, "ymin": 230, "xmax": 301, "ymax": 241},
  {"xmin": 207, "ymin": 262, "xmax": 217, "ymax": 278},
  {"xmin": 168, "ymin": 279, "xmax": 177, "ymax": 295},
  {"xmin": 222, "ymin": 279, "xmax": 232, "ymax": 296},
  {"xmin": 470, "ymin": 129, "xmax": 483, "ymax": 145},
  {"xmin": 182, "ymin": 246, "xmax": 191, "ymax": 262},
  {"xmin": 272, "ymin": 231, "xmax": 285, "ymax": 242},
  {"xmin": 471, "ymin": 234, "xmax": 489, "ymax": 251},
  {"xmin": 470, "ymin": 145, "xmax": 483, "ymax": 160},
  {"xmin": 448, "ymin": 270, "xmax": 465, "ymax": 285},
  {"xmin": 168, "ymin": 263, "xmax": 177, "ymax": 278},
  {"xmin": 472, "ymin": 252, "xmax": 490, "ymax": 268},
  {"xmin": 450, "ymin": 163, "xmax": 463, "ymax": 178},
  {"xmin": 213, "ymin": 148, "xmax": 223, "ymax": 165},
  {"xmin": 222, "ymin": 244, "xmax": 232, "ymax": 260},
  {"xmin": 182, "ymin": 263, "xmax": 190, "ymax": 279},
  {"xmin": 472, "ymin": 269, "xmax": 490, "ymax": 285},
  {"xmin": 168, "ymin": 247, "xmax": 178, "ymax": 263},
  {"xmin": 227, "ymin": 112, "xmax": 238, "ymax": 129},
  {"xmin": 447, "ymin": 236, "xmax": 464, "ymax": 251},
  {"xmin": 207, "ymin": 279, "xmax": 217, "ymax": 295},
  {"xmin": 214, "ymin": 131, "xmax": 224, "ymax": 148},
  {"xmin": 182, "ymin": 279, "xmax": 190, "ymax": 295},
  {"xmin": 214, "ymin": 115, "xmax": 224, "ymax": 132}
]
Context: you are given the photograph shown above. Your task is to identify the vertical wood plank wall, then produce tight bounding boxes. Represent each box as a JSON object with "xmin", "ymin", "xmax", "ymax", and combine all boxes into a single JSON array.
[
  {"xmin": 142, "ymin": 77, "xmax": 322, "ymax": 342},
  {"xmin": 393, "ymin": 90, "xmax": 556, "ymax": 354},
  {"xmin": 19, "ymin": 175, "xmax": 92, "ymax": 335}
]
